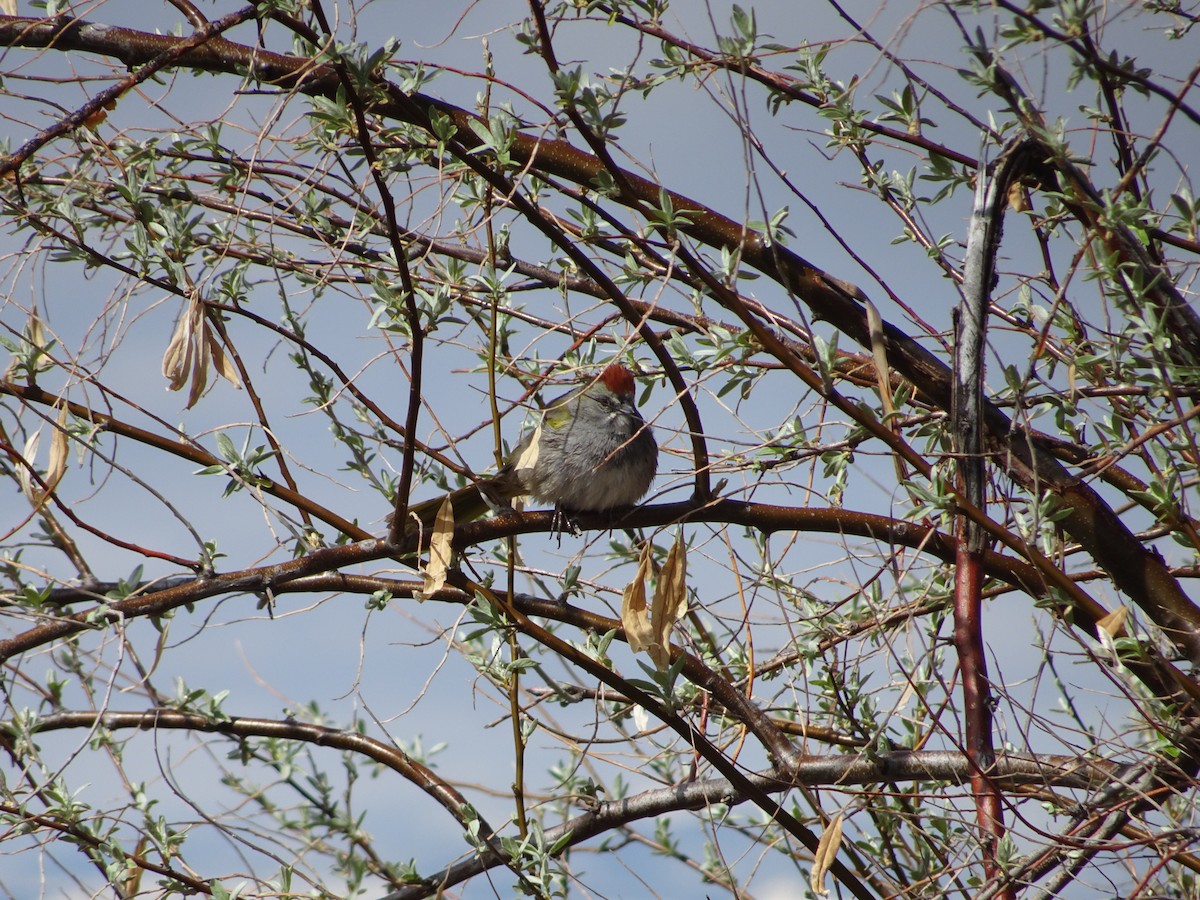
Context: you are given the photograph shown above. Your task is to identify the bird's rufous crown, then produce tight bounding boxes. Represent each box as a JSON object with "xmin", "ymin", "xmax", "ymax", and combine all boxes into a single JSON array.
[{"xmin": 600, "ymin": 364, "xmax": 636, "ymax": 397}]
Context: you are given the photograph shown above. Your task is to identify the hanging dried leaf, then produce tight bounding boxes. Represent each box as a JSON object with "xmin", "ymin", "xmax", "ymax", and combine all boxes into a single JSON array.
[
  {"xmin": 84, "ymin": 96, "xmax": 118, "ymax": 130},
  {"xmin": 4, "ymin": 310, "xmax": 50, "ymax": 380},
  {"xmin": 417, "ymin": 497, "xmax": 455, "ymax": 600},
  {"xmin": 507, "ymin": 426, "xmax": 541, "ymax": 497},
  {"xmin": 810, "ymin": 813, "xmax": 844, "ymax": 896},
  {"xmin": 44, "ymin": 404, "xmax": 70, "ymax": 494},
  {"xmin": 621, "ymin": 540, "xmax": 654, "ymax": 654},
  {"xmin": 16, "ymin": 429, "xmax": 39, "ymax": 502},
  {"xmin": 1096, "ymin": 605, "xmax": 1128, "ymax": 639},
  {"xmin": 162, "ymin": 291, "xmax": 241, "ymax": 408},
  {"xmin": 865, "ymin": 298, "xmax": 893, "ymax": 420},
  {"xmin": 162, "ymin": 294, "xmax": 206, "ymax": 406},
  {"xmin": 26, "ymin": 311, "xmax": 45, "ymax": 355},
  {"xmin": 1007, "ymin": 178, "xmax": 1031, "ymax": 213},
  {"xmin": 647, "ymin": 530, "xmax": 688, "ymax": 669},
  {"xmin": 653, "ymin": 530, "xmax": 688, "ymax": 628},
  {"xmin": 209, "ymin": 335, "xmax": 243, "ymax": 390}
]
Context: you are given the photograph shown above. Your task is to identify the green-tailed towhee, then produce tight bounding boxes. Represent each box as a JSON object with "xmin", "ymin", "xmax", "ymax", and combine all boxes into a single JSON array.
[{"xmin": 407, "ymin": 363, "xmax": 657, "ymax": 528}]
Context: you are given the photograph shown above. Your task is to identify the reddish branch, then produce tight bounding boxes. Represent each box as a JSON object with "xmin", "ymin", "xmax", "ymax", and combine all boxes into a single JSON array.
[{"xmin": 952, "ymin": 140, "xmax": 1040, "ymax": 888}]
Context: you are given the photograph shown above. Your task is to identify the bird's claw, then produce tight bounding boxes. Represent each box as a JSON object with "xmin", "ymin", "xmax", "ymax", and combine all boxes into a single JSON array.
[{"xmin": 551, "ymin": 506, "xmax": 582, "ymax": 542}]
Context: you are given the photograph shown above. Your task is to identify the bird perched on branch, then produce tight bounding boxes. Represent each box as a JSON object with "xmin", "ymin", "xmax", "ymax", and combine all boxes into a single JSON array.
[{"xmin": 402, "ymin": 363, "xmax": 658, "ymax": 529}]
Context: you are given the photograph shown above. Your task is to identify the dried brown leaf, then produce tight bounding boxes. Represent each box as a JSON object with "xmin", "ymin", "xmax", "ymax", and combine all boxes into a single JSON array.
[
  {"xmin": 1008, "ymin": 179, "xmax": 1031, "ymax": 213},
  {"xmin": 647, "ymin": 530, "xmax": 688, "ymax": 669},
  {"xmin": 653, "ymin": 530, "xmax": 688, "ymax": 629},
  {"xmin": 810, "ymin": 813, "xmax": 844, "ymax": 896},
  {"xmin": 621, "ymin": 541, "xmax": 654, "ymax": 654},
  {"xmin": 45, "ymin": 404, "xmax": 69, "ymax": 493},
  {"xmin": 27, "ymin": 310, "xmax": 44, "ymax": 350},
  {"xmin": 186, "ymin": 314, "xmax": 211, "ymax": 409},
  {"xmin": 83, "ymin": 96, "xmax": 119, "ymax": 131},
  {"xmin": 865, "ymin": 298, "xmax": 893, "ymax": 420},
  {"xmin": 163, "ymin": 293, "xmax": 240, "ymax": 407},
  {"xmin": 418, "ymin": 498, "xmax": 455, "ymax": 600},
  {"xmin": 162, "ymin": 296, "xmax": 203, "ymax": 398},
  {"xmin": 208, "ymin": 333, "xmax": 243, "ymax": 389},
  {"xmin": 5, "ymin": 311, "xmax": 48, "ymax": 380},
  {"xmin": 507, "ymin": 427, "xmax": 541, "ymax": 501},
  {"xmin": 16, "ymin": 429, "xmax": 39, "ymax": 502},
  {"xmin": 1096, "ymin": 605, "xmax": 1128, "ymax": 639}
]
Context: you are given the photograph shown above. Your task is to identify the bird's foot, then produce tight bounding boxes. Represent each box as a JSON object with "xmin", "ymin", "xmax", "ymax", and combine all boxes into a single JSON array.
[{"xmin": 551, "ymin": 506, "xmax": 582, "ymax": 542}]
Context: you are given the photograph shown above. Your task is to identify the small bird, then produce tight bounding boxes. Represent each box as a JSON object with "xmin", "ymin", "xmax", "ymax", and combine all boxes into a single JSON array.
[{"xmin": 405, "ymin": 363, "xmax": 658, "ymax": 529}]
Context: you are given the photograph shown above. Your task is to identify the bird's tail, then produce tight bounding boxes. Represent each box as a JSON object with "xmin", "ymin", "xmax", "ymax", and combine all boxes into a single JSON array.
[
  {"xmin": 402, "ymin": 483, "xmax": 493, "ymax": 531},
  {"xmin": 395, "ymin": 468, "xmax": 524, "ymax": 533}
]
